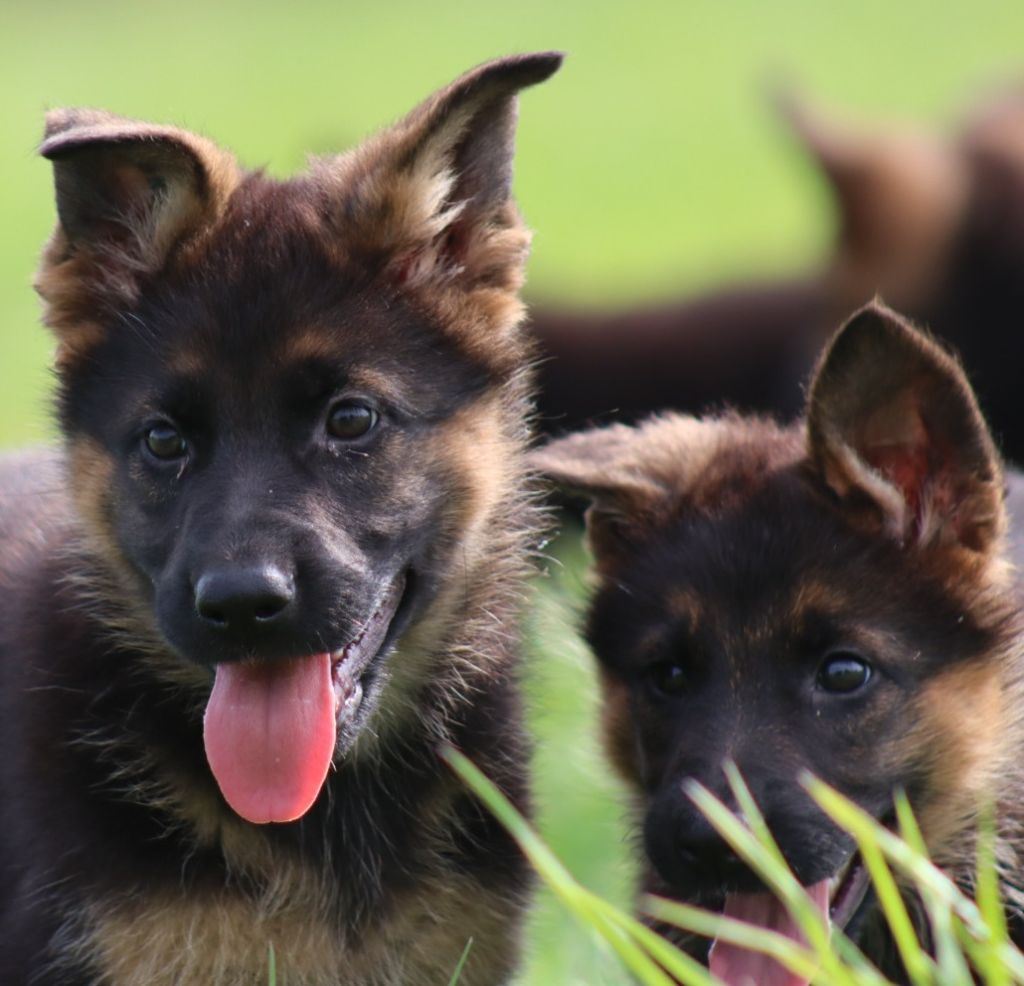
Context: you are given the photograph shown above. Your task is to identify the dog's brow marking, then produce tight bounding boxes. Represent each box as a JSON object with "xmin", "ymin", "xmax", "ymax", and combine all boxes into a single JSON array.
[
  {"xmin": 165, "ymin": 345, "xmax": 206, "ymax": 376},
  {"xmin": 278, "ymin": 327, "xmax": 340, "ymax": 364},
  {"xmin": 665, "ymin": 588, "xmax": 702, "ymax": 630},
  {"xmin": 789, "ymin": 580, "xmax": 849, "ymax": 621}
]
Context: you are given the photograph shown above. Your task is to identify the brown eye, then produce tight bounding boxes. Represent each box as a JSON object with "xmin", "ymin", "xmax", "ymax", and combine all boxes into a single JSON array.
[
  {"xmin": 648, "ymin": 661, "xmax": 687, "ymax": 697},
  {"xmin": 327, "ymin": 402, "xmax": 378, "ymax": 441},
  {"xmin": 144, "ymin": 424, "xmax": 187, "ymax": 460},
  {"xmin": 817, "ymin": 652, "xmax": 873, "ymax": 694}
]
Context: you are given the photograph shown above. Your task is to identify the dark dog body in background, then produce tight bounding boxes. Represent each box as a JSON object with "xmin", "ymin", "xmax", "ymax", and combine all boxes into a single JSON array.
[
  {"xmin": 0, "ymin": 53, "xmax": 560, "ymax": 985},
  {"xmin": 530, "ymin": 86, "xmax": 1024, "ymax": 464},
  {"xmin": 534, "ymin": 303, "xmax": 1024, "ymax": 983}
]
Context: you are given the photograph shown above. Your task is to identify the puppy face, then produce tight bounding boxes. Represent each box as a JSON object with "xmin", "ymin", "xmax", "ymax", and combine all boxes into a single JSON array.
[
  {"xmin": 534, "ymin": 303, "xmax": 1016, "ymax": 938},
  {"xmin": 61, "ymin": 195, "xmax": 489, "ymax": 732},
  {"xmin": 38, "ymin": 53, "xmax": 562, "ymax": 823}
]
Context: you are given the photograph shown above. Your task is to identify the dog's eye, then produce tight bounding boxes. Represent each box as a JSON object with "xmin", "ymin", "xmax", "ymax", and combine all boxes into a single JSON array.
[
  {"xmin": 144, "ymin": 424, "xmax": 187, "ymax": 460},
  {"xmin": 817, "ymin": 652, "xmax": 872, "ymax": 694},
  {"xmin": 327, "ymin": 401, "xmax": 378, "ymax": 441},
  {"xmin": 648, "ymin": 661, "xmax": 687, "ymax": 697}
]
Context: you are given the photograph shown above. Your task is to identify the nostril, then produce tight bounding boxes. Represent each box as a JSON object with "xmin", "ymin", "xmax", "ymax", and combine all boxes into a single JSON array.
[
  {"xmin": 254, "ymin": 596, "xmax": 289, "ymax": 622},
  {"xmin": 197, "ymin": 601, "xmax": 228, "ymax": 626},
  {"xmin": 193, "ymin": 566, "xmax": 295, "ymax": 631}
]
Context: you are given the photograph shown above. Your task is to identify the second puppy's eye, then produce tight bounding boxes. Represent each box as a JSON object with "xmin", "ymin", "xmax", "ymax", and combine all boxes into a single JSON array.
[
  {"xmin": 327, "ymin": 402, "xmax": 378, "ymax": 441},
  {"xmin": 817, "ymin": 652, "xmax": 873, "ymax": 694},
  {"xmin": 648, "ymin": 661, "xmax": 688, "ymax": 697},
  {"xmin": 144, "ymin": 424, "xmax": 187, "ymax": 460}
]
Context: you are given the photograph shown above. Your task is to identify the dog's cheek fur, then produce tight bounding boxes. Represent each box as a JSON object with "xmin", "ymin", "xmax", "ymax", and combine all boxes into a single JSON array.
[
  {"xmin": 368, "ymin": 386, "xmax": 536, "ymax": 741},
  {"xmin": 598, "ymin": 670, "xmax": 645, "ymax": 787},
  {"xmin": 894, "ymin": 659, "xmax": 1008, "ymax": 858}
]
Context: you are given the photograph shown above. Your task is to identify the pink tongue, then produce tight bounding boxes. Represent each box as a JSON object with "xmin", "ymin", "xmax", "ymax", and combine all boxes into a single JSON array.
[
  {"xmin": 203, "ymin": 653, "xmax": 337, "ymax": 824},
  {"xmin": 709, "ymin": 882, "xmax": 830, "ymax": 986}
]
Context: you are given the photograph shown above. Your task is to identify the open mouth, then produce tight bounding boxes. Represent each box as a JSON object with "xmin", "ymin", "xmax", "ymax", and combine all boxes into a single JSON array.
[
  {"xmin": 330, "ymin": 571, "xmax": 409, "ymax": 726},
  {"xmin": 828, "ymin": 851, "xmax": 871, "ymax": 930},
  {"xmin": 707, "ymin": 850, "xmax": 872, "ymax": 986},
  {"xmin": 202, "ymin": 571, "xmax": 411, "ymax": 827}
]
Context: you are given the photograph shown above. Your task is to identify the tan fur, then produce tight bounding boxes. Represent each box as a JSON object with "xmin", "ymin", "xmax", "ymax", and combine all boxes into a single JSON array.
[
  {"xmin": 598, "ymin": 671, "xmax": 642, "ymax": 785},
  {"xmin": 665, "ymin": 588, "xmax": 703, "ymax": 628},
  {"xmin": 899, "ymin": 660, "xmax": 1009, "ymax": 865},
  {"xmin": 369, "ymin": 388, "xmax": 538, "ymax": 748},
  {"xmin": 66, "ymin": 437, "xmax": 129, "ymax": 588},
  {"xmin": 61, "ymin": 867, "xmax": 514, "ymax": 986}
]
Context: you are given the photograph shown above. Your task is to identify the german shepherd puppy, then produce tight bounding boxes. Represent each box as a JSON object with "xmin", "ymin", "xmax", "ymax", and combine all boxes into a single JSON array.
[
  {"xmin": 532, "ymin": 301, "xmax": 1024, "ymax": 983},
  {"xmin": 0, "ymin": 52, "xmax": 560, "ymax": 985}
]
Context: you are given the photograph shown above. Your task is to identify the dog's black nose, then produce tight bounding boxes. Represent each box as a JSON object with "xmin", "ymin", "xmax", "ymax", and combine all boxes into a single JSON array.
[
  {"xmin": 644, "ymin": 791, "xmax": 745, "ymax": 891},
  {"xmin": 194, "ymin": 565, "xmax": 295, "ymax": 633}
]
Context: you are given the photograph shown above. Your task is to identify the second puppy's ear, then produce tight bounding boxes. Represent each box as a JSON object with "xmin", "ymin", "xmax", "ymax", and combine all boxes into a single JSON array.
[
  {"xmin": 806, "ymin": 301, "xmax": 1004, "ymax": 553},
  {"xmin": 531, "ymin": 425, "xmax": 667, "ymax": 571}
]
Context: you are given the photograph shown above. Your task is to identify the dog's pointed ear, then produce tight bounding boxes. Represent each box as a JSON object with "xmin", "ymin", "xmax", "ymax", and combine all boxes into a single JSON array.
[
  {"xmin": 323, "ymin": 52, "xmax": 562, "ymax": 351},
  {"xmin": 806, "ymin": 301, "xmax": 1004, "ymax": 553},
  {"xmin": 36, "ymin": 109, "xmax": 240, "ymax": 347},
  {"xmin": 531, "ymin": 425, "xmax": 666, "ymax": 571}
]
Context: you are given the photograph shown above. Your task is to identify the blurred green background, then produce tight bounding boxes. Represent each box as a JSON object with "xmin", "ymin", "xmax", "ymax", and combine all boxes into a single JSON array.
[{"xmin": 2, "ymin": 2, "xmax": 1023, "ymax": 982}]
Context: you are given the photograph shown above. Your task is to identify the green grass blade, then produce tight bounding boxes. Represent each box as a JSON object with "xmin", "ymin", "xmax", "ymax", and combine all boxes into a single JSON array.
[
  {"xmin": 973, "ymin": 807, "xmax": 1010, "ymax": 986},
  {"xmin": 441, "ymin": 744, "xmax": 678, "ymax": 986},
  {"xmin": 806, "ymin": 778, "xmax": 935, "ymax": 985},
  {"xmin": 893, "ymin": 791, "xmax": 928, "ymax": 858},
  {"xmin": 811, "ymin": 780, "xmax": 1024, "ymax": 983},
  {"xmin": 643, "ymin": 895, "xmax": 820, "ymax": 982},
  {"xmin": 583, "ymin": 891, "xmax": 717, "ymax": 985},
  {"xmin": 687, "ymin": 779, "xmax": 864, "ymax": 986},
  {"xmin": 447, "ymin": 938, "xmax": 473, "ymax": 986},
  {"xmin": 926, "ymin": 897, "xmax": 974, "ymax": 986},
  {"xmin": 267, "ymin": 943, "xmax": 277, "ymax": 986}
]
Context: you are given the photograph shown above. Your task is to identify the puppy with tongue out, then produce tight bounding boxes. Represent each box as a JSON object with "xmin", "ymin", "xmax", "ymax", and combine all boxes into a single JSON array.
[
  {"xmin": 4, "ymin": 47, "xmax": 563, "ymax": 986},
  {"xmin": 532, "ymin": 301, "xmax": 1024, "ymax": 981}
]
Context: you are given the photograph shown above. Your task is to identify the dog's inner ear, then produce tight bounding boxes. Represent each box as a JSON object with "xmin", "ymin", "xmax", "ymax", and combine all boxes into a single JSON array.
[
  {"xmin": 531, "ymin": 425, "xmax": 666, "ymax": 571},
  {"xmin": 806, "ymin": 301, "xmax": 1004, "ymax": 552},
  {"xmin": 329, "ymin": 53, "xmax": 561, "ymax": 297}
]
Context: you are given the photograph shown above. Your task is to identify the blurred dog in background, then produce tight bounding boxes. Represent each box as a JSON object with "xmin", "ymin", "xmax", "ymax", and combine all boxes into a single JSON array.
[{"xmin": 532, "ymin": 85, "xmax": 1024, "ymax": 463}]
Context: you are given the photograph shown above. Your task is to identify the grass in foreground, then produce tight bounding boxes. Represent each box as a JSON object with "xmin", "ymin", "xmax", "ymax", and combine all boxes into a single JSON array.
[{"xmin": 443, "ymin": 745, "xmax": 1024, "ymax": 985}]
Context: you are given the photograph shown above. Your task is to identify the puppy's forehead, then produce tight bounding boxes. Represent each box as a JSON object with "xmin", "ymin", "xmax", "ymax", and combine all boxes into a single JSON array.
[
  {"xmin": 611, "ymin": 479, "xmax": 872, "ymax": 642},
  {"xmin": 113, "ymin": 177, "xmax": 487, "ymax": 405}
]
